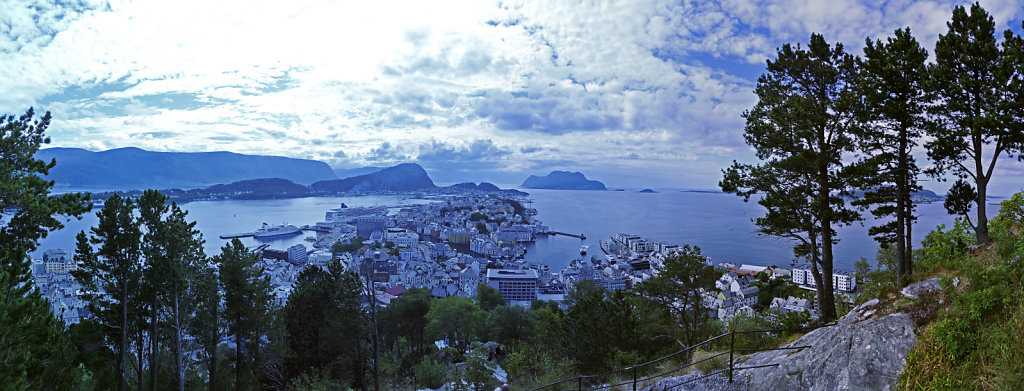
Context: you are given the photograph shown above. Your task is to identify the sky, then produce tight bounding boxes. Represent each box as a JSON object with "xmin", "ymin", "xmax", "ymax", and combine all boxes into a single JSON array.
[{"xmin": 2, "ymin": 0, "xmax": 1024, "ymax": 194}]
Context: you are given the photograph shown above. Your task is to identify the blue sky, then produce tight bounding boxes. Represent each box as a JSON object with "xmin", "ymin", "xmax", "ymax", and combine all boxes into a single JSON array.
[{"xmin": 2, "ymin": 0, "xmax": 1023, "ymax": 194}]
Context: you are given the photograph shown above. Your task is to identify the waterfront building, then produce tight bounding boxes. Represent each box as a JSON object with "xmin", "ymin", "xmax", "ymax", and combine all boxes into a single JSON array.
[
  {"xmin": 287, "ymin": 244, "xmax": 308, "ymax": 265},
  {"xmin": 43, "ymin": 248, "xmax": 75, "ymax": 274},
  {"xmin": 355, "ymin": 216, "xmax": 386, "ymax": 238},
  {"xmin": 486, "ymin": 269, "xmax": 539, "ymax": 303},
  {"xmin": 792, "ymin": 265, "xmax": 857, "ymax": 292}
]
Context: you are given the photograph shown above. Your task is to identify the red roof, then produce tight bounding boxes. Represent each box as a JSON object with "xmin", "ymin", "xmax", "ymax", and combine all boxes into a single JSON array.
[
  {"xmin": 729, "ymin": 269, "xmax": 758, "ymax": 276},
  {"xmin": 386, "ymin": 285, "xmax": 407, "ymax": 296}
]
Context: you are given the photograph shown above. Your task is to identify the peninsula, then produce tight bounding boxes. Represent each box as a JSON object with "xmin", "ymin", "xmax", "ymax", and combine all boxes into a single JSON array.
[{"xmin": 521, "ymin": 171, "xmax": 606, "ymax": 190}]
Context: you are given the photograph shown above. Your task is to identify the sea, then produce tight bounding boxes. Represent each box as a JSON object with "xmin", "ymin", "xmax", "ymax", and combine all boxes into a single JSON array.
[{"xmin": 31, "ymin": 189, "xmax": 1000, "ymax": 272}]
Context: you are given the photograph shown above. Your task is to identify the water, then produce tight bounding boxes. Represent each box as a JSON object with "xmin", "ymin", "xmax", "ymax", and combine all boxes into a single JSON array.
[
  {"xmin": 32, "ymin": 190, "xmax": 998, "ymax": 272},
  {"xmin": 521, "ymin": 189, "xmax": 999, "ymax": 271},
  {"xmin": 32, "ymin": 196, "xmax": 435, "ymax": 260}
]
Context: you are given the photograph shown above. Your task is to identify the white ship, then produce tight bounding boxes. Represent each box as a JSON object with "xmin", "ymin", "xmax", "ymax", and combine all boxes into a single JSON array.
[{"xmin": 253, "ymin": 223, "xmax": 302, "ymax": 239}]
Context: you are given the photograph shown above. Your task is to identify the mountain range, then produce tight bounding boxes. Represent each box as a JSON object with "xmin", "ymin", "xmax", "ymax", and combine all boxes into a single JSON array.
[{"xmin": 36, "ymin": 147, "xmax": 336, "ymax": 188}]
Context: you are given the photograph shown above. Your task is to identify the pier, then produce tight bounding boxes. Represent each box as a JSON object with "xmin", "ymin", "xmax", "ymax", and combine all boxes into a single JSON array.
[
  {"xmin": 220, "ymin": 225, "xmax": 328, "ymax": 240},
  {"xmin": 540, "ymin": 231, "xmax": 586, "ymax": 240}
]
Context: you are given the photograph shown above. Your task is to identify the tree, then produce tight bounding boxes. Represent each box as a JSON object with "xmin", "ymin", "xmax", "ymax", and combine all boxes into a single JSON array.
[
  {"xmin": 425, "ymin": 296, "xmax": 486, "ymax": 352},
  {"xmin": 0, "ymin": 108, "xmax": 89, "ymax": 390},
  {"xmin": 485, "ymin": 305, "xmax": 536, "ymax": 345},
  {"xmin": 73, "ymin": 194, "xmax": 143, "ymax": 391},
  {"xmin": 476, "ymin": 283, "xmax": 505, "ymax": 311},
  {"xmin": 721, "ymin": 33, "xmax": 863, "ymax": 322},
  {"xmin": 379, "ymin": 287, "xmax": 430, "ymax": 355},
  {"xmin": 925, "ymin": 3, "xmax": 1024, "ymax": 244},
  {"xmin": 189, "ymin": 265, "xmax": 222, "ymax": 391},
  {"xmin": 217, "ymin": 239, "xmax": 272, "ymax": 391},
  {"xmin": 564, "ymin": 280, "xmax": 643, "ymax": 372},
  {"xmin": 856, "ymin": 27, "xmax": 929, "ymax": 286},
  {"xmin": 283, "ymin": 262, "xmax": 367, "ymax": 386},
  {"xmin": 636, "ymin": 246, "xmax": 718, "ymax": 356}
]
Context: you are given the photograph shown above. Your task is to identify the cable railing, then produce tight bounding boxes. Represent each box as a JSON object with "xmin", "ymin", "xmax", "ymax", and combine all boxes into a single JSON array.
[{"xmin": 528, "ymin": 322, "xmax": 838, "ymax": 391}]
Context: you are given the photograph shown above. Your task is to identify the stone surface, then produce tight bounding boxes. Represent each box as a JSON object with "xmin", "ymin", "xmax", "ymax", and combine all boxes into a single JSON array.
[
  {"xmin": 901, "ymin": 277, "xmax": 942, "ymax": 298},
  {"xmin": 737, "ymin": 299, "xmax": 917, "ymax": 391},
  {"xmin": 644, "ymin": 371, "xmax": 750, "ymax": 391}
]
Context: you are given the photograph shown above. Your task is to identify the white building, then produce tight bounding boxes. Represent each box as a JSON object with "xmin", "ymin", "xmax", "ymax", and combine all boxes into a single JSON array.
[
  {"xmin": 486, "ymin": 269, "xmax": 538, "ymax": 303},
  {"xmin": 287, "ymin": 244, "xmax": 308, "ymax": 265},
  {"xmin": 386, "ymin": 231, "xmax": 419, "ymax": 248},
  {"xmin": 43, "ymin": 249, "xmax": 76, "ymax": 274},
  {"xmin": 792, "ymin": 266, "xmax": 857, "ymax": 292}
]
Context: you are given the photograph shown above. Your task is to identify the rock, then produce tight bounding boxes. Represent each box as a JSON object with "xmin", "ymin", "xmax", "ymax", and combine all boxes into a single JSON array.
[
  {"xmin": 644, "ymin": 371, "xmax": 750, "ymax": 391},
  {"xmin": 901, "ymin": 278, "xmax": 942, "ymax": 298},
  {"xmin": 738, "ymin": 307, "xmax": 916, "ymax": 390}
]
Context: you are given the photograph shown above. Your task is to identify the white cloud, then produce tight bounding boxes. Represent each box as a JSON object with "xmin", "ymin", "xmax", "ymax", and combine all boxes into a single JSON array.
[{"xmin": 0, "ymin": 0, "xmax": 1021, "ymax": 188}]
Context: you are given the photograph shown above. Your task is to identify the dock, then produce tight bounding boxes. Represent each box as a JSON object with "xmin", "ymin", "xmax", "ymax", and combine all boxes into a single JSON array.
[
  {"xmin": 220, "ymin": 232, "xmax": 255, "ymax": 239},
  {"xmin": 540, "ymin": 231, "xmax": 586, "ymax": 240}
]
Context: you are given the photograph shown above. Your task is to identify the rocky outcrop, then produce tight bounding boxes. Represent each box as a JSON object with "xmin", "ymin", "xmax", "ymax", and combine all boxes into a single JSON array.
[
  {"xmin": 648, "ymin": 279, "xmax": 940, "ymax": 391},
  {"xmin": 738, "ymin": 301, "xmax": 916, "ymax": 391}
]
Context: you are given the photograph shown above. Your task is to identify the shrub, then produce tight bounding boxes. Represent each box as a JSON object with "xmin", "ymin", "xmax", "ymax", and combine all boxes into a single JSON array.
[{"xmin": 907, "ymin": 286, "xmax": 943, "ymax": 327}]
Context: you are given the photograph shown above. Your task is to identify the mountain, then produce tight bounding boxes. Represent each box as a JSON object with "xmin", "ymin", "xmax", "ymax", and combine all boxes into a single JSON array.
[
  {"xmin": 201, "ymin": 178, "xmax": 311, "ymax": 199},
  {"xmin": 36, "ymin": 147, "xmax": 337, "ymax": 188},
  {"xmin": 638, "ymin": 188, "xmax": 656, "ymax": 193},
  {"xmin": 310, "ymin": 163, "xmax": 435, "ymax": 193},
  {"xmin": 445, "ymin": 182, "xmax": 503, "ymax": 192},
  {"xmin": 332, "ymin": 166, "xmax": 383, "ymax": 178},
  {"xmin": 521, "ymin": 171, "xmax": 606, "ymax": 190}
]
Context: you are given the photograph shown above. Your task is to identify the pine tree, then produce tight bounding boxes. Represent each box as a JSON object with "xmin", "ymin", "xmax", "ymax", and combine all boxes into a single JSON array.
[
  {"xmin": 190, "ymin": 265, "xmax": 222, "ymax": 391},
  {"xmin": 856, "ymin": 27, "xmax": 929, "ymax": 286},
  {"xmin": 217, "ymin": 239, "xmax": 272, "ymax": 391},
  {"xmin": 0, "ymin": 107, "xmax": 89, "ymax": 390},
  {"xmin": 72, "ymin": 193, "xmax": 142, "ymax": 391},
  {"xmin": 925, "ymin": 3, "xmax": 1024, "ymax": 244},
  {"xmin": 721, "ymin": 34, "xmax": 864, "ymax": 322}
]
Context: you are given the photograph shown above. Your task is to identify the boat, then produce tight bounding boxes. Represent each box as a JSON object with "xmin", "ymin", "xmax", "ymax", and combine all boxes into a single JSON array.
[
  {"xmin": 580, "ymin": 244, "xmax": 589, "ymax": 255},
  {"xmin": 253, "ymin": 223, "xmax": 302, "ymax": 239}
]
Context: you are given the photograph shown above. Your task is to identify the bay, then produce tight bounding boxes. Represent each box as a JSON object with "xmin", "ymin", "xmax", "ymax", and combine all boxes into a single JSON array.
[{"xmin": 32, "ymin": 189, "xmax": 998, "ymax": 272}]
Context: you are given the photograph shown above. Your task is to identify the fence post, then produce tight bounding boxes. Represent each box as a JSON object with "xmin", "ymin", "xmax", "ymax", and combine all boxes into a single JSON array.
[
  {"xmin": 577, "ymin": 376, "xmax": 582, "ymax": 391},
  {"xmin": 728, "ymin": 329, "xmax": 736, "ymax": 384},
  {"xmin": 633, "ymin": 365, "xmax": 637, "ymax": 391}
]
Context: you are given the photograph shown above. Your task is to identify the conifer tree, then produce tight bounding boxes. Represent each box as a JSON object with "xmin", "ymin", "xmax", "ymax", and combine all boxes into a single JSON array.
[
  {"xmin": 190, "ymin": 265, "xmax": 222, "ymax": 391},
  {"xmin": 0, "ymin": 108, "xmax": 89, "ymax": 390},
  {"xmin": 73, "ymin": 193, "xmax": 142, "ymax": 391},
  {"xmin": 217, "ymin": 239, "xmax": 272, "ymax": 391},
  {"xmin": 925, "ymin": 3, "xmax": 1024, "ymax": 244},
  {"xmin": 721, "ymin": 34, "xmax": 863, "ymax": 322},
  {"xmin": 856, "ymin": 27, "xmax": 929, "ymax": 286}
]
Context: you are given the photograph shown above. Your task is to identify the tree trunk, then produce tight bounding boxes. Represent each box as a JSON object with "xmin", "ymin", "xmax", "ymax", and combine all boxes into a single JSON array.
[
  {"xmin": 209, "ymin": 303, "xmax": 218, "ymax": 391},
  {"xmin": 150, "ymin": 295, "xmax": 158, "ymax": 391},
  {"xmin": 174, "ymin": 287, "xmax": 184, "ymax": 391},
  {"xmin": 120, "ymin": 282, "xmax": 128, "ymax": 391},
  {"xmin": 975, "ymin": 177, "xmax": 989, "ymax": 243},
  {"xmin": 905, "ymin": 201, "xmax": 913, "ymax": 276},
  {"xmin": 895, "ymin": 130, "xmax": 908, "ymax": 287},
  {"xmin": 235, "ymin": 328, "xmax": 243, "ymax": 391}
]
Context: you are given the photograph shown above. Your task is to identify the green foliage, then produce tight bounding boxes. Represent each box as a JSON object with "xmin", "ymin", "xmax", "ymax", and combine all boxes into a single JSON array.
[
  {"xmin": 286, "ymin": 368, "xmax": 346, "ymax": 391},
  {"xmin": 990, "ymin": 192, "xmax": 1024, "ymax": 263},
  {"xmin": 476, "ymin": 283, "xmax": 505, "ymax": 311},
  {"xmin": 853, "ymin": 246, "xmax": 898, "ymax": 304},
  {"xmin": 412, "ymin": 358, "xmax": 448, "ymax": 389},
  {"xmin": 485, "ymin": 305, "xmax": 536, "ymax": 345},
  {"xmin": 469, "ymin": 212, "xmax": 487, "ymax": 221},
  {"xmin": 425, "ymin": 296, "xmax": 486, "ymax": 351},
  {"xmin": 637, "ymin": 245, "xmax": 719, "ymax": 347},
  {"xmin": 0, "ymin": 108, "xmax": 89, "ymax": 390},
  {"xmin": 283, "ymin": 262, "xmax": 367, "ymax": 386},
  {"xmin": 915, "ymin": 217, "xmax": 974, "ymax": 272},
  {"xmin": 331, "ymin": 238, "xmax": 365, "ymax": 256},
  {"xmin": 924, "ymin": 3, "xmax": 1024, "ymax": 244},
  {"xmin": 751, "ymin": 274, "xmax": 805, "ymax": 310},
  {"xmin": 476, "ymin": 222, "xmax": 489, "ymax": 235},
  {"xmin": 720, "ymin": 33, "xmax": 865, "ymax": 322},
  {"xmin": 217, "ymin": 238, "xmax": 274, "ymax": 390}
]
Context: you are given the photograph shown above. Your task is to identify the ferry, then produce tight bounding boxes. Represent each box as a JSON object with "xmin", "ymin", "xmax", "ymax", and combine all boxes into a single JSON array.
[{"xmin": 253, "ymin": 223, "xmax": 302, "ymax": 239}]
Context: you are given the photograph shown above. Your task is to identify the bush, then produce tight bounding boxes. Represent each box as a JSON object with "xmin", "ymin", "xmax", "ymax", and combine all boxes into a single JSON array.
[
  {"xmin": 413, "ymin": 358, "xmax": 448, "ymax": 389},
  {"xmin": 907, "ymin": 286, "xmax": 943, "ymax": 327}
]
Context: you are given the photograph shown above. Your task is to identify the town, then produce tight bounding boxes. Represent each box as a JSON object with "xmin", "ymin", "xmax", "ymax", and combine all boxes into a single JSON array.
[{"xmin": 31, "ymin": 190, "xmax": 860, "ymax": 327}]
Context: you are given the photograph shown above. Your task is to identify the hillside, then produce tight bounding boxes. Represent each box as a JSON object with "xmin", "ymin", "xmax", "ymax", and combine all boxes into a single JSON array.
[
  {"xmin": 310, "ymin": 163, "xmax": 435, "ymax": 193},
  {"xmin": 200, "ymin": 178, "xmax": 311, "ymax": 199},
  {"xmin": 36, "ymin": 147, "xmax": 337, "ymax": 188},
  {"xmin": 521, "ymin": 171, "xmax": 606, "ymax": 190}
]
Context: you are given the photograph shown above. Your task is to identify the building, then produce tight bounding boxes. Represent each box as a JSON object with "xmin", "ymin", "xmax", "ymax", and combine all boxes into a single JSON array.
[
  {"xmin": 43, "ymin": 249, "xmax": 75, "ymax": 274},
  {"xmin": 386, "ymin": 230, "xmax": 419, "ymax": 248},
  {"xmin": 355, "ymin": 216, "xmax": 386, "ymax": 238},
  {"xmin": 792, "ymin": 265, "xmax": 857, "ymax": 292},
  {"xmin": 495, "ymin": 225, "xmax": 533, "ymax": 243},
  {"xmin": 486, "ymin": 269, "xmax": 539, "ymax": 303},
  {"xmin": 287, "ymin": 244, "xmax": 308, "ymax": 265}
]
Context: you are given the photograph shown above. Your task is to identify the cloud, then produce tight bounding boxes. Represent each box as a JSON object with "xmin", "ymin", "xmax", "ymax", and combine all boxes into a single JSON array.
[
  {"xmin": 1, "ymin": 0, "xmax": 1022, "ymax": 189},
  {"xmin": 416, "ymin": 139, "xmax": 510, "ymax": 162}
]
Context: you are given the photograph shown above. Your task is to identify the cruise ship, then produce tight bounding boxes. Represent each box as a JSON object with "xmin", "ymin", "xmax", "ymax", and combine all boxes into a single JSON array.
[{"xmin": 253, "ymin": 223, "xmax": 302, "ymax": 239}]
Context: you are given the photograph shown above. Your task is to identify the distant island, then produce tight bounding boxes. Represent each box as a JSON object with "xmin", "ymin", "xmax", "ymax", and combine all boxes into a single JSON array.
[
  {"xmin": 521, "ymin": 171, "xmax": 607, "ymax": 190},
  {"xmin": 638, "ymin": 188, "xmax": 656, "ymax": 193},
  {"xmin": 36, "ymin": 147, "xmax": 336, "ymax": 188},
  {"xmin": 88, "ymin": 163, "xmax": 525, "ymax": 204}
]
